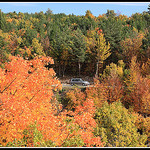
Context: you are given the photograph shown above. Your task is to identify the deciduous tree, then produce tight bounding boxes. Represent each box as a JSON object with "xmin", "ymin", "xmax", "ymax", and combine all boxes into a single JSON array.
[
  {"xmin": 94, "ymin": 101, "xmax": 147, "ymax": 147},
  {"xmin": 0, "ymin": 55, "xmax": 62, "ymax": 146}
]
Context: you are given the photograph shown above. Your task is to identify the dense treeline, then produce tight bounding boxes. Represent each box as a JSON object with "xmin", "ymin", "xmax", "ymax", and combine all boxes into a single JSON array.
[
  {"xmin": 0, "ymin": 8, "xmax": 150, "ymax": 77},
  {"xmin": 0, "ymin": 5, "xmax": 150, "ymax": 147}
]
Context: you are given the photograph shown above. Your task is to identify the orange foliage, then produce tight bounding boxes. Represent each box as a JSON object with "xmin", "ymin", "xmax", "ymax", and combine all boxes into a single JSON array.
[
  {"xmin": 120, "ymin": 32, "xmax": 144, "ymax": 64},
  {"xmin": 85, "ymin": 10, "xmax": 95, "ymax": 19},
  {"xmin": 0, "ymin": 55, "xmax": 62, "ymax": 146},
  {"xmin": 6, "ymin": 18, "xmax": 13, "ymax": 23},
  {"xmin": 97, "ymin": 15, "xmax": 103, "ymax": 19},
  {"xmin": 65, "ymin": 98, "xmax": 104, "ymax": 147},
  {"xmin": 18, "ymin": 29, "xmax": 26, "ymax": 36},
  {"xmin": 123, "ymin": 57, "xmax": 150, "ymax": 115},
  {"xmin": 65, "ymin": 88, "xmax": 86, "ymax": 110},
  {"xmin": 37, "ymin": 33, "xmax": 40, "ymax": 38},
  {"xmin": 76, "ymin": 111, "xmax": 102, "ymax": 145},
  {"xmin": 0, "ymin": 56, "xmax": 103, "ymax": 147},
  {"xmin": 130, "ymin": 76, "xmax": 150, "ymax": 115},
  {"xmin": 86, "ymin": 78, "xmax": 107, "ymax": 108},
  {"xmin": 61, "ymin": 88, "xmax": 104, "ymax": 146},
  {"xmin": 43, "ymin": 24, "xmax": 46, "ymax": 28},
  {"xmin": 141, "ymin": 58, "xmax": 150, "ymax": 77}
]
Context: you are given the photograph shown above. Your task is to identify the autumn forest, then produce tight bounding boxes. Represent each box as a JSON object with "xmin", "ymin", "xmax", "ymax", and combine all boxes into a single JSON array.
[{"xmin": 0, "ymin": 5, "xmax": 150, "ymax": 147}]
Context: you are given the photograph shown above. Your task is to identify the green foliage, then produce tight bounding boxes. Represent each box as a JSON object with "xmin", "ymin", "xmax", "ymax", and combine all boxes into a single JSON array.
[
  {"xmin": 106, "ymin": 10, "xmax": 116, "ymax": 18},
  {"xmin": 61, "ymin": 122, "xmax": 84, "ymax": 147},
  {"xmin": 0, "ymin": 9, "xmax": 7, "ymax": 32},
  {"xmin": 62, "ymin": 135, "xmax": 84, "ymax": 147},
  {"xmin": 129, "ymin": 13, "xmax": 149, "ymax": 32},
  {"xmin": 0, "ymin": 9, "xmax": 150, "ymax": 76},
  {"xmin": 94, "ymin": 101, "xmax": 147, "ymax": 147},
  {"xmin": 69, "ymin": 28, "xmax": 86, "ymax": 63},
  {"xmin": 5, "ymin": 138, "xmax": 27, "ymax": 147},
  {"xmin": 0, "ymin": 33, "xmax": 11, "ymax": 67},
  {"xmin": 23, "ymin": 28, "xmax": 38, "ymax": 47},
  {"xmin": 98, "ymin": 17, "xmax": 124, "ymax": 62},
  {"xmin": 0, "ymin": 7, "xmax": 150, "ymax": 147},
  {"xmin": 5, "ymin": 122, "xmax": 56, "ymax": 147}
]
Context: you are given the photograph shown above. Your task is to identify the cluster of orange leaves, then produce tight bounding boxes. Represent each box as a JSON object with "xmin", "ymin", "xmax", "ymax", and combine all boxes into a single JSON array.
[
  {"xmin": 0, "ymin": 55, "xmax": 62, "ymax": 145},
  {"xmin": 0, "ymin": 56, "xmax": 103, "ymax": 147},
  {"xmin": 73, "ymin": 98, "xmax": 102, "ymax": 147},
  {"xmin": 64, "ymin": 88, "xmax": 104, "ymax": 147},
  {"xmin": 95, "ymin": 27, "xmax": 103, "ymax": 35}
]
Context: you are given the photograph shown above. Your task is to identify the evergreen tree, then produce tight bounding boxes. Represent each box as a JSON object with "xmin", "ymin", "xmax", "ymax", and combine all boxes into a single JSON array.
[
  {"xmin": 0, "ymin": 9, "xmax": 7, "ymax": 32},
  {"xmin": 106, "ymin": 9, "xmax": 116, "ymax": 18},
  {"xmin": 69, "ymin": 28, "xmax": 87, "ymax": 76},
  {"xmin": 98, "ymin": 17, "xmax": 124, "ymax": 63}
]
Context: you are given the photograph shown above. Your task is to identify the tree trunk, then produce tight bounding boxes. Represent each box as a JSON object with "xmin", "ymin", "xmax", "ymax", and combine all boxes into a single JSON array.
[
  {"xmin": 96, "ymin": 61, "xmax": 99, "ymax": 77},
  {"xmin": 58, "ymin": 64, "xmax": 61, "ymax": 77},
  {"xmin": 78, "ymin": 62, "xmax": 81, "ymax": 77},
  {"xmin": 62, "ymin": 63, "xmax": 66, "ymax": 78}
]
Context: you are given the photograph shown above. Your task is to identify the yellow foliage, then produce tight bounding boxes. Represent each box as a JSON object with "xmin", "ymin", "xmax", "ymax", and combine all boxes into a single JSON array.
[
  {"xmin": 17, "ymin": 37, "xmax": 22, "ymax": 45},
  {"xmin": 31, "ymin": 38, "xmax": 45, "ymax": 56},
  {"xmin": 141, "ymin": 58, "xmax": 150, "ymax": 77},
  {"xmin": 117, "ymin": 66, "xmax": 123, "ymax": 77},
  {"xmin": 96, "ymin": 33, "xmax": 111, "ymax": 63},
  {"xmin": 18, "ymin": 48, "xmax": 25, "ymax": 55},
  {"xmin": 14, "ymin": 19, "xmax": 19, "ymax": 26},
  {"xmin": 102, "ymin": 60, "xmax": 125, "ymax": 79},
  {"xmin": 94, "ymin": 101, "xmax": 147, "ymax": 147}
]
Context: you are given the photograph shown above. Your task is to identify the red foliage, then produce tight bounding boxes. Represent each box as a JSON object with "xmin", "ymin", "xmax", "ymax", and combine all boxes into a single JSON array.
[
  {"xmin": 86, "ymin": 76, "xmax": 124, "ymax": 108},
  {"xmin": 97, "ymin": 29, "xmax": 103, "ymax": 35},
  {"xmin": 129, "ymin": 76, "xmax": 150, "ymax": 115}
]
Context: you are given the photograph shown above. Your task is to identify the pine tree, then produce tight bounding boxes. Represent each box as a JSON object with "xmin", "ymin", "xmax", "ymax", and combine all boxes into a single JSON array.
[
  {"xmin": 0, "ymin": 9, "xmax": 7, "ymax": 32},
  {"xmin": 69, "ymin": 28, "xmax": 86, "ymax": 76}
]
